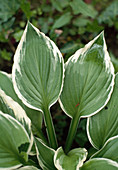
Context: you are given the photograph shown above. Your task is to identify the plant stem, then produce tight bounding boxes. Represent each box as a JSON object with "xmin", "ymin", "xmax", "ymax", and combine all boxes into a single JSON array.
[
  {"xmin": 24, "ymin": 159, "xmax": 39, "ymax": 168},
  {"xmin": 43, "ymin": 106, "xmax": 58, "ymax": 149},
  {"xmin": 65, "ymin": 115, "xmax": 80, "ymax": 154}
]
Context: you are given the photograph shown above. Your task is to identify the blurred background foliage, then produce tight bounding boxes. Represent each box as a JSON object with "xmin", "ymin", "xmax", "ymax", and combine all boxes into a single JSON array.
[
  {"xmin": 0, "ymin": 0, "xmax": 118, "ymax": 153},
  {"xmin": 0, "ymin": 0, "xmax": 118, "ymax": 72}
]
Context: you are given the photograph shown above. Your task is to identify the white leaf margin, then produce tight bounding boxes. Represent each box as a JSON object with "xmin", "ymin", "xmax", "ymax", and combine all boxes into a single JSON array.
[
  {"xmin": 90, "ymin": 135, "xmax": 118, "ymax": 159},
  {"xmin": 54, "ymin": 147, "xmax": 88, "ymax": 170},
  {"xmin": 35, "ymin": 138, "xmax": 55, "ymax": 169},
  {"xmin": 80, "ymin": 158, "xmax": 118, "ymax": 169},
  {"xmin": 87, "ymin": 73, "xmax": 118, "ymax": 150},
  {"xmin": 0, "ymin": 89, "xmax": 31, "ymax": 129},
  {"xmin": 0, "ymin": 111, "xmax": 31, "ymax": 170},
  {"xmin": 12, "ymin": 22, "xmax": 64, "ymax": 113},
  {"xmin": 59, "ymin": 31, "xmax": 115, "ymax": 119},
  {"xmin": 0, "ymin": 89, "xmax": 33, "ymax": 154}
]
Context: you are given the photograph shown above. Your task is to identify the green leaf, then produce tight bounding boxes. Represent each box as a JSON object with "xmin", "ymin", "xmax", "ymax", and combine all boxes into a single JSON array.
[
  {"xmin": 91, "ymin": 136, "xmax": 118, "ymax": 162},
  {"xmin": 12, "ymin": 22, "xmax": 64, "ymax": 149},
  {"xmin": 0, "ymin": 72, "xmax": 18, "ymax": 100},
  {"xmin": 98, "ymin": 1, "xmax": 118, "ymax": 25},
  {"xmin": 0, "ymin": 89, "xmax": 31, "ymax": 135},
  {"xmin": 60, "ymin": 32, "xmax": 115, "ymax": 153},
  {"xmin": 54, "ymin": 147, "xmax": 87, "ymax": 170},
  {"xmin": 58, "ymin": 0, "xmax": 70, "ymax": 8},
  {"xmin": 87, "ymin": 73, "xmax": 118, "ymax": 149},
  {"xmin": 60, "ymin": 32, "xmax": 115, "ymax": 119},
  {"xmin": 35, "ymin": 138, "xmax": 56, "ymax": 170},
  {"xmin": 0, "ymin": 49, "xmax": 11, "ymax": 61},
  {"xmin": 0, "ymin": 0, "xmax": 20, "ymax": 22},
  {"xmin": 0, "ymin": 17, "xmax": 15, "ymax": 32},
  {"xmin": 60, "ymin": 42, "xmax": 79, "ymax": 54},
  {"xmin": 51, "ymin": 0, "xmax": 63, "ymax": 12},
  {"xmin": 12, "ymin": 21, "xmax": 64, "ymax": 112},
  {"xmin": 80, "ymin": 158, "xmax": 118, "ymax": 170},
  {"xmin": 0, "ymin": 111, "xmax": 30, "ymax": 169},
  {"xmin": 52, "ymin": 12, "xmax": 72, "ymax": 29},
  {"xmin": 0, "ymin": 71, "xmax": 43, "ymax": 141},
  {"xmin": 86, "ymin": 20, "xmax": 104, "ymax": 33},
  {"xmin": 13, "ymin": 30, "xmax": 24, "ymax": 42},
  {"xmin": 51, "ymin": 0, "xmax": 69, "ymax": 10},
  {"xmin": 70, "ymin": 0, "xmax": 97, "ymax": 18},
  {"xmin": 20, "ymin": 167, "xmax": 39, "ymax": 170},
  {"xmin": 20, "ymin": 0, "xmax": 31, "ymax": 19},
  {"xmin": 73, "ymin": 17, "xmax": 90, "ymax": 27},
  {"xmin": 110, "ymin": 52, "xmax": 118, "ymax": 73}
]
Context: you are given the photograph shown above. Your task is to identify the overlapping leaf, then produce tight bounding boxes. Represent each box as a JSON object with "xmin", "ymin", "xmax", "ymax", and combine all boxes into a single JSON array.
[
  {"xmin": 60, "ymin": 32, "xmax": 115, "ymax": 119},
  {"xmin": 0, "ymin": 71, "xmax": 43, "ymax": 140},
  {"xmin": 91, "ymin": 136, "xmax": 118, "ymax": 162},
  {"xmin": 87, "ymin": 73, "xmax": 118, "ymax": 149},
  {"xmin": 35, "ymin": 138, "xmax": 56, "ymax": 170},
  {"xmin": 54, "ymin": 147, "xmax": 87, "ymax": 170},
  {"xmin": 12, "ymin": 22, "xmax": 64, "ymax": 112},
  {"xmin": 19, "ymin": 166, "xmax": 40, "ymax": 170},
  {"xmin": 80, "ymin": 158, "xmax": 118, "ymax": 170},
  {"xmin": 0, "ymin": 89, "xmax": 31, "ymax": 135},
  {"xmin": 0, "ymin": 111, "xmax": 30, "ymax": 169}
]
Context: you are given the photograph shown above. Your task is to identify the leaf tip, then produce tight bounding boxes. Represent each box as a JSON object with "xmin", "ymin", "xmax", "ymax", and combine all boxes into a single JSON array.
[{"xmin": 27, "ymin": 20, "xmax": 33, "ymax": 30}]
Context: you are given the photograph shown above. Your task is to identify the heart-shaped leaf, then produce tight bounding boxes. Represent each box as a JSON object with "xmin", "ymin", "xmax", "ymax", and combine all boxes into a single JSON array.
[
  {"xmin": 87, "ymin": 73, "xmax": 118, "ymax": 149},
  {"xmin": 35, "ymin": 138, "xmax": 56, "ymax": 170},
  {"xmin": 54, "ymin": 147, "xmax": 87, "ymax": 170},
  {"xmin": 12, "ymin": 22, "xmax": 64, "ymax": 112},
  {"xmin": 0, "ymin": 71, "xmax": 44, "ymax": 142},
  {"xmin": 91, "ymin": 136, "xmax": 118, "ymax": 162},
  {"xmin": 80, "ymin": 158, "xmax": 118, "ymax": 170},
  {"xmin": 0, "ymin": 111, "xmax": 30, "ymax": 169},
  {"xmin": 59, "ymin": 32, "xmax": 114, "ymax": 119}
]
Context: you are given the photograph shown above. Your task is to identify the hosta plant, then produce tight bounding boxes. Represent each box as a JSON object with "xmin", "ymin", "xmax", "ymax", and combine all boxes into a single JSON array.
[{"xmin": 0, "ymin": 22, "xmax": 118, "ymax": 170}]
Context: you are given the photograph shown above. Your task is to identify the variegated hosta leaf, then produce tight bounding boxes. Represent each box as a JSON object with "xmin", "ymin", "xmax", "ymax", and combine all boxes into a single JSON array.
[
  {"xmin": 0, "ymin": 111, "xmax": 30, "ymax": 169},
  {"xmin": 18, "ymin": 166, "xmax": 40, "ymax": 170},
  {"xmin": 80, "ymin": 158, "xmax": 118, "ymax": 170},
  {"xmin": 12, "ymin": 22, "xmax": 64, "ymax": 112},
  {"xmin": 59, "ymin": 32, "xmax": 114, "ymax": 119},
  {"xmin": 54, "ymin": 147, "xmax": 87, "ymax": 170},
  {"xmin": 0, "ymin": 71, "xmax": 18, "ymax": 100},
  {"xmin": 91, "ymin": 136, "xmax": 118, "ymax": 162},
  {"xmin": 35, "ymin": 138, "xmax": 56, "ymax": 170},
  {"xmin": 0, "ymin": 89, "xmax": 31, "ymax": 135},
  {"xmin": 0, "ymin": 71, "xmax": 43, "ymax": 140},
  {"xmin": 87, "ymin": 73, "xmax": 118, "ymax": 149}
]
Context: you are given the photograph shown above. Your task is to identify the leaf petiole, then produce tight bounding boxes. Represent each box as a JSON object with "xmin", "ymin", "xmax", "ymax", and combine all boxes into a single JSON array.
[
  {"xmin": 43, "ymin": 106, "xmax": 58, "ymax": 150},
  {"xmin": 65, "ymin": 115, "xmax": 80, "ymax": 154}
]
